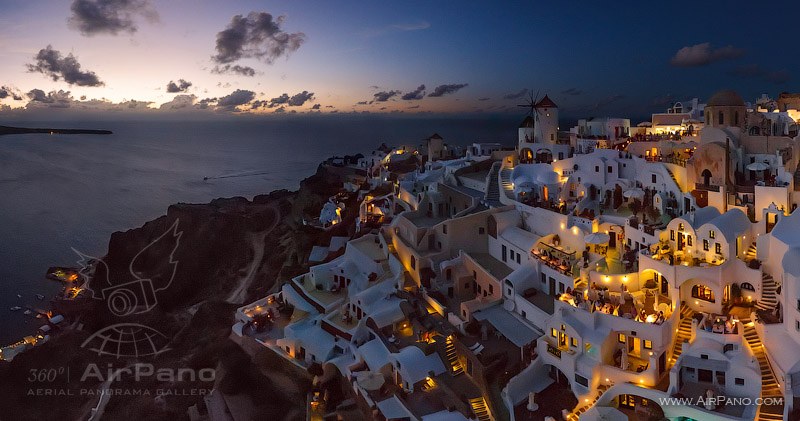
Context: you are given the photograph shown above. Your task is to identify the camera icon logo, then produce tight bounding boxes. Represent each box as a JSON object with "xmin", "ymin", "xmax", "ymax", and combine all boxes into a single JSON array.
[{"xmin": 102, "ymin": 278, "xmax": 158, "ymax": 317}]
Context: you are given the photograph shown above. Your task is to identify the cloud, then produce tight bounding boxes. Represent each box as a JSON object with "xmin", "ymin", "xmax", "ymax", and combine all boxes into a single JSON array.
[
  {"xmin": 268, "ymin": 93, "xmax": 289, "ymax": 107},
  {"xmin": 273, "ymin": 106, "xmax": 286, "ymax": 113},
  {"xmin": 561, "ymin": 88, "xmax": 582, "ymax": 96},
  {"xmin": 669, "ymin": 42, "xmax": 744, "ymax": 67},
  {"xmin": 212, "ymin": 12, "xmax": 305, "ymax": 68},
  {"xmin": 159, "ymin": 94, "xmax": 196, "ymax": 109},
  {"xmin": 166, "ymin": 79, "xmax": 192, "ymax": 93},
  {"xmin": 27, "ymin": 45, "xmax": 104, "ymax": 86},
  {"xmin": 311, "ymin": 103, "xmax": 320, "ymax": 110},
  {"xmin": 502, "ymin": 88, "xmax": 528, "ymax": 100},
  {"xmin": 288, "ymin": 90, "xmax": 314, "ymax": 106},
  {"xmin": 26, "ymin": 89, "xmax": 76, "ymax": 108},
  {"xmin": 356, "ymin": 101, "xmax": 368, "ymax": 105},
  {"xmin": 373, "ymin": 90, "xmax": 400, "ymax": 102},
  {"xmin": 401, "ymin": 84, "xmax": 426, "ymax": 100},
  {"xmin": 68, "ymin": 0, "xmax": 157, "ymax": 36},
  {"xmin": 428, "ymin": 83, "xmax": 468, "ymax": 97},
  {"xmin": 211, "ymin": 64, "xmax": 256, "ymax": 76},
  {"xmin": 0, "ymin": 85, "xmax": 23, "ymax": 101},
  {"xmin": 407, "ymin": 105, "xmax": 420, "ymax": 109},
  {"xmin": 728, "ymin": 64, "xmax": 790, "ymax": 84},
  {"xmin": 362, "ymin": 21, "xmax": 430, "ymax": 37},
  {"xmin": 477, "ymin": 97, "xmax": 490, "ymax": 101},
  {"xmin": 216, "ymin": 89, "xmax": 255, "ymax": 111}
]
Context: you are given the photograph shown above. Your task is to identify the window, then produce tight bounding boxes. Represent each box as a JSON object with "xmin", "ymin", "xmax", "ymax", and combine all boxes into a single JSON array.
[
  {"xmin": 718, "ymin": 111, "xmax": 724, "ymax": 125},
  {"xmin": 478, "ymin": 227, "xmax": 485, "ymax": 235},
  {"xmin": 558, "ymin": 152, "xmax": 564, "ymax": 160},
  {"xmin": 687, "ymin": 235, "xmax": 692, "ymax": 246},
  {"xmin": 618, "ymin": 333, "xmax": 626, "ymax": 343},
  {"xmin": 678, "ymin": 223, "xmax": 684, "ymax": 231},
  {"xmin": 735, "ymin": 378, "xmax": 745, "ymax": 386},
  {"xmin": 701, "ymin": 354, "xmax": 708, "ymax": 360},
  {"xmin": 692, "ymin": 285, "xmax": 715, "ymax": 302},
  {"xmin": 516, "ymin": 254, "xmax": 521, "ymax": 264},
  {"xmin": 709, "ymin": 230, "xmax": 715, "ymax": 239},
  {"xmin": 608, "ymin": 166, "xmax": 613, "ymax": 173},
  {"xmin": 715, "ymin": 243, "xmax": 722, "ymax": 254},
  {"xmin": 703, "ymin": 239, "xmax": 709, "ymax": 251},
  {"xmin": 442, "ymin": 224, "xmax": 447, "ymax": 234},
  {"xmin": 410, "ymin": 255, "xmax": 416, "ymax": 270},
  {"xmin": 796, "ymin": 320, "xmax": 799, "ymax": 331},
  {"xmin": 571, "ymin": 338, "xmax": 578, "ymax": 347},
  {"xmin": 575, "ymin": 374, "xmax": 588, "ymax": 387},
  {"xmin": 489, "ymin": 284, "xmax": 493, "ymax": 295},
  {"xmin": 644, "ymin": 340, "xmax": 652, "ymax": 350},
  {"xmin": 670, "ymin": 230, "xmax": 675, "ymax": 241},
  {"xmin": 651, "ymin": 174, "xmax": 657, "ymax": 183},
  {"xmin": 551, "ymin": 328, "xmax": 557, "ymax": 337},
  {"xmin": 595, "ymin": 165, "xmax": 600, "ymax": 173},
  {"xmin": 541, "ymin": 273, "xmax": 546, "ymax": 283}
]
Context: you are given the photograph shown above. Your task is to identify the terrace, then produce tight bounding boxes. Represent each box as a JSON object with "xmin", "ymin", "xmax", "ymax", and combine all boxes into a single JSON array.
[
  {"xmin": 531, "ymin": 242, "xmax": 579, "ymax": 276},
  {"xmin": 643, "ymin": 242, "xmax": 726, "ymax": 267}
]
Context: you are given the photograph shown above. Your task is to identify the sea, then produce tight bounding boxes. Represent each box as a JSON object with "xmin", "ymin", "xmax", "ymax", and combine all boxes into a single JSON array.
[{"xmin": 0, "ymin": 115, "xmax": 518, "ymax": 345}]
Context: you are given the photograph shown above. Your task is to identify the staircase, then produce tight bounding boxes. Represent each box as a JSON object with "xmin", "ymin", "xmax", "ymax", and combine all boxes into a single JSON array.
[
  {"xmin": 499, "ymin": 167, "xmax": 514, "ymax": 199},
  {"xmin": 742, "ymin": 320, "xmax": 784, "ymax": 420},
  {"xmin": 566, "ymin": 384, "xmax": 610, "ymax": 420},
  {"xmin": 573, "ymin": 279, "xmax": 588, "ymax": 296},
  {"xmin": 669, "ymin": 304, "xmax": 694, "ymax": 364},
  {"xmin": 745, "ymin": 242, "xmax": 758, "ymax": 262},
  {"xmin": 485, "ymin": 162, "xmax": 502, "ymax": 207},
  {"xmin": 755, "ymin": 274, "xmax": 778, "ymax": 311},
  {"xmin": 664, "ymin": 167, "xmax": 682, "ymax": 192},
  {"xmin": 445, "ymin": 335, "xmax": 464, "ymax": 375},
  {"xmin": 468, "ymin": 397, "xmax": 493, "ymax": 421}
]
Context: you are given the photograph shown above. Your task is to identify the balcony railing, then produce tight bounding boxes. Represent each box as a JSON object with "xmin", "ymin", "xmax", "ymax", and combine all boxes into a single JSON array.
[
  {"xmin": 547, "ymin": 343, "xmax": 562, "ymax": 359},
  {"xmin": 694, "ymin": 183, "xmax": 720, "ymax": 192}
]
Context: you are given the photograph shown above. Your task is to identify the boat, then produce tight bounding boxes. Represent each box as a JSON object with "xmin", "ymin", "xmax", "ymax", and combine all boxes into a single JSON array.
[
  {"xmin": 36, "ymin": 294, "xmax": 45, "ymax": 300},
  {"xmin": 9, "ymin": 306, "xmax": 22, "ymax": 311},
  {"xmin": 16, "ymin": 294, "xmax": 21, "ymax": 298},
  {"xmin": 23, "ymin": 310, "xmax": 32, "ymax": 315}
]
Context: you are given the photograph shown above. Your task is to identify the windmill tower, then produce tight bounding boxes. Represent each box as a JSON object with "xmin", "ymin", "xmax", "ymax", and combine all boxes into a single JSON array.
[
  {"xmin": 534, "ymin": 95, "xmax": 559, "ymax": 145},
  {"xmin": 517, "ymin": 91, "xmax": 537, "ymax": 146}
]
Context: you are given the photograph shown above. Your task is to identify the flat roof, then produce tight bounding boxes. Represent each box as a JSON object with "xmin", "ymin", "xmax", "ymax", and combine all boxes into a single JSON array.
[{"xmin": 468, "ymin": 252, "xmax": 513, "ymax": 280}]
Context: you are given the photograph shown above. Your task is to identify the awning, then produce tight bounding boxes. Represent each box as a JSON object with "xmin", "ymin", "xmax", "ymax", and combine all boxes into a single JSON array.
[
  {"xmin": 473, "ymin": 305, "xmax": 542, "ymax": 348},
  {"xmin": 682, "ymin": 355, "xmax": 729, "ymax": 372}
]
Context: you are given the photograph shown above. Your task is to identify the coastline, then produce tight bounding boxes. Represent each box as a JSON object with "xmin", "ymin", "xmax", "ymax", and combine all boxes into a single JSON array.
[{"xmin": 0, "ymin": 125, "xmax": 113, "ymax": 136}]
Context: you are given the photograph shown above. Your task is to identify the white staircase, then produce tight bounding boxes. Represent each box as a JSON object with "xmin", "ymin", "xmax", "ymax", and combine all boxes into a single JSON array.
[{"xmin": 756, "ymin": 274, "xmax": 778, "ymax": 311}]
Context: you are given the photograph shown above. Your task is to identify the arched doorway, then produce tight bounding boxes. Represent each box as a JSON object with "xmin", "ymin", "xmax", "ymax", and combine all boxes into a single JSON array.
[
  {"xmin": 520, "ymin": 148, "xmax": 533, "ymax": 163},
  {"xmin": 547, "ymin": 364, "xmax": 569, "ymax": 385},
  {"xmin": 701, "ymin": 169, "xmax": 712, "ymax": 186},
  {"xmin": 535, "ymin": 149, "xmax": 553, "ymax": 164}
]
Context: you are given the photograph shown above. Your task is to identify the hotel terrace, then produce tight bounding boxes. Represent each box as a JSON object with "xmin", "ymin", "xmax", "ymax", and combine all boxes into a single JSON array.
[{"xmin": 231, "ymin": 90, "xmax": 800, "ymax": 421}]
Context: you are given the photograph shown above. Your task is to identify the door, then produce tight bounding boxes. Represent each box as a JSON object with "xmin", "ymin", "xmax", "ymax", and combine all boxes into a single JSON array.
[
  {"xmin": 549, "ymin": 278, "xmax": 556, "ymax": 296},
  {"xmin": 660, "ymin": 275, "xmax": 668, "ymax": 295},
  {"xmin": 677, "ymin": 234, "xmax": 685, "ymax": 251},
  {"xmin": 502, "ymin": 245, "xmax": 507, "ymax": 262},
  {"xmin": 609, "ymin": 231, "xmax": 616, "ymax": 248}
]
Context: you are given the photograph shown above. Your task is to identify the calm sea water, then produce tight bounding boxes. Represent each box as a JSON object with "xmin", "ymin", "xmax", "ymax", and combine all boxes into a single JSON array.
[{"xmin": 0, "ymin": 116, "xmax": 517, "ymax": 344}]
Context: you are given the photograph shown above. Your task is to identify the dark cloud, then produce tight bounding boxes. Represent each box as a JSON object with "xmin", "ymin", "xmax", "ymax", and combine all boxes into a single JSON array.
[
  {"xmin": 728, "ymin": 64, "xmax": 790, "ymax": 84},
  {"xmin": 288, "ymin": 90, "xmax": 314, "ymax": 106},
  {"xmin": 68, "ymin": 0, "xmax": 157, "ymax": 36},
  {"xmin": 311, "ymin": 103, "xmax": 321, "ymax": 110},
  {"xmin": 0, "ymin": 85, "xmax": 23, "ymax": 101},
  {"xmin": 670, "ymin": 42, "xmax": 744, "ymax": 67},
  {"xmin": 373, "ymin": 90, "xmax": 400, "ymax": 102},
  {"xmin": 561, "ymin": 88, "xmax": 582, "ymax": 96},
  {"xmin": 401, "ymin": 84, "xmax": 425, "ymax": 100},
  {"xmin": 27, "ymin": 45, "xmax": 104, "ymax": 86},
  {"xmin": 212, "ymin": 12, "xmax": 305, "ymax": 69},
  {"xmin": 273, "ymin": 106, "xmax": 286, "ymax": 113},
  {"xmin": 325, "ymin": 105, "xmax": 334, "ymax": 108},
  {"xmin": 268, "ymin": 93, "xmax": 289, "ymax": 107},
  {"xmin": 502, "ymin": 88, "xmax": 528, "ymax": 100},
  {"xmin": 407, "ymin": 105, "xmax": 420, "ymax": 109},
  {"xmin": 427, "ymin": 83, "xmax": 468, "ymax": 97},
  {"xmin": 211, "ymin": 64, "xmax": 256, "ymax": 77},
  {"xmin": 356, "ymin": 101, "xmax": 368, "ymax": 105},
  {"xmin": 216, "ymin": 89, "xmax": 255, "ymax": 111},
  {"xmin": 477, "ymin": 97, "xmax": 490, "ymax": 101},
  {"xmin": 166, "ymin": 79, "xmax": 192, "ymax": 93},
  {"xmin": 26, "ymin": 89, "xmax": 74, "ymax": 107}
]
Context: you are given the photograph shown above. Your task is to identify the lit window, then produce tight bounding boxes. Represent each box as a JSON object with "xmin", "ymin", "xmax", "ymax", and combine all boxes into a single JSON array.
[
  {"xmin": 703, "ymin": 239, "xmax": 709, "ymax": 251},
  {"xmin": 571, "ymin": 338, "xmax": 578, "ymax": 347},
  {"xmin": 644, "ymin": 340, "xmax": 652, "ymax": 349},
  {"xmin": 670, "ymin": 230, "xmax": 675, "ymax": 241},
  {"xmin": 618, "ymin": 333, "xmax": 626, "ymax": 343},
  {"xmin": 709, "ymin": 230, "xmax": 715, "ymax": 239},
  {"xmin": 551, "ymin": 328, "xmax": 557, "ymax": 337},
  {"xmin": 678, "ymin": 223, "xmax": 684, "ymax": 231},
  {"xmin": 715, "ymin": 243, "xmax": 722, "ymax": 254}
]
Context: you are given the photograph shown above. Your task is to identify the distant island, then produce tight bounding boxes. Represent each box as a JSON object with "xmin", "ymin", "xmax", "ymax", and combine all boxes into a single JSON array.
[{"xmin": 0, "ymin": 125, "xmax": 112, "ymax": 136}]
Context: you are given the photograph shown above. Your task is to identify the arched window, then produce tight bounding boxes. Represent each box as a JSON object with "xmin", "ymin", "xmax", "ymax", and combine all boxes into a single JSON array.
[
  {"xmin": 740, "ymin": 282, "xmax": 755, "ymax": 291},
  {"xmin": 734, "ymin": 111, "xmax": 739, "ymax": 126},
  {"xmin": 718, "ymin": 111, "xmax": 724, "ymax": 126},
  {"xmin": 692, "ymin": 284, "xmax": 715, "ymax": 302}
]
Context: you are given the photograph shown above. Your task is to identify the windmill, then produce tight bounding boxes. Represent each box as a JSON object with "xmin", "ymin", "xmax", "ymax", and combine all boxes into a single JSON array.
[{"xmin": 517, "ymin": 89, "xmax": 540, "ymax": 143}]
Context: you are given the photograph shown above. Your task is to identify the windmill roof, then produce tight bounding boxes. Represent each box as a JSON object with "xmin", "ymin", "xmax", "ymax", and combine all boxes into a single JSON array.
[{"xmin": 534, "ymin": 95, "xmax": 558, "ymax": 108}]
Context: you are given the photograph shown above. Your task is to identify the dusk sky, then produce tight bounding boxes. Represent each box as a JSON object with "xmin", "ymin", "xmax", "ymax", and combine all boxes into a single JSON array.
[{"xmin": 1, "ymin": 0, "xmax": 798, "ymax": 119}]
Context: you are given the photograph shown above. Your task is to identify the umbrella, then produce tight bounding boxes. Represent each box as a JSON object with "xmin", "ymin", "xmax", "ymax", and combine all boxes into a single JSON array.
[
  {"xmin": 623, "ymin": 188, "xmax": 645, "ymax": 199},
  {"xmin": 356, "ymin": 371, "xmax": 385, "ymax": 391},
  {"xmin": 585, "ymin": 232, "xmax": 610, "ymax": 244},
  {"xmin": 746, "ymin": 162, "xmax": 769, "ymax": 171}
]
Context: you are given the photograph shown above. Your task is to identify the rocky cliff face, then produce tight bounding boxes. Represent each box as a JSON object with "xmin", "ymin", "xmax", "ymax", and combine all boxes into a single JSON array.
[{"xmin": 0, "ymin": 165, "xmax": 352, "ymax": 421}]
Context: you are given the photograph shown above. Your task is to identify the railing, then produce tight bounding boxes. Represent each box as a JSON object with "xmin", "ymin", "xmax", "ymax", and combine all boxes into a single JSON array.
[
  {"xmin": 694, "ymin": 183, "xmax": 720, "ymax": 192},
  {"xmin": 547, "ymin": 343, "xmax": 562, "ymax": 359}
]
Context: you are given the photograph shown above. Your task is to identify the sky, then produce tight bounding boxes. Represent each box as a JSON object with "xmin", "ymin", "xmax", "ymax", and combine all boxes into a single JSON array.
[{"xmin": 0, "ymin": 0, "xmax": 798, "ymax": 120}]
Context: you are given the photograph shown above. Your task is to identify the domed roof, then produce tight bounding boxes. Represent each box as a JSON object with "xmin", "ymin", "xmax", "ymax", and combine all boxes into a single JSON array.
[{"xmin": 707, "ymin": 90, "xmax": 745, "ymax": 107}]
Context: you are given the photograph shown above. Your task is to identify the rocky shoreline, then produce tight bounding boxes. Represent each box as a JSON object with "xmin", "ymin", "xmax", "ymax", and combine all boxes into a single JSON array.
[{"xmin": 0, "ymin": 163, "xmax": 361, "ymax": 421}]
